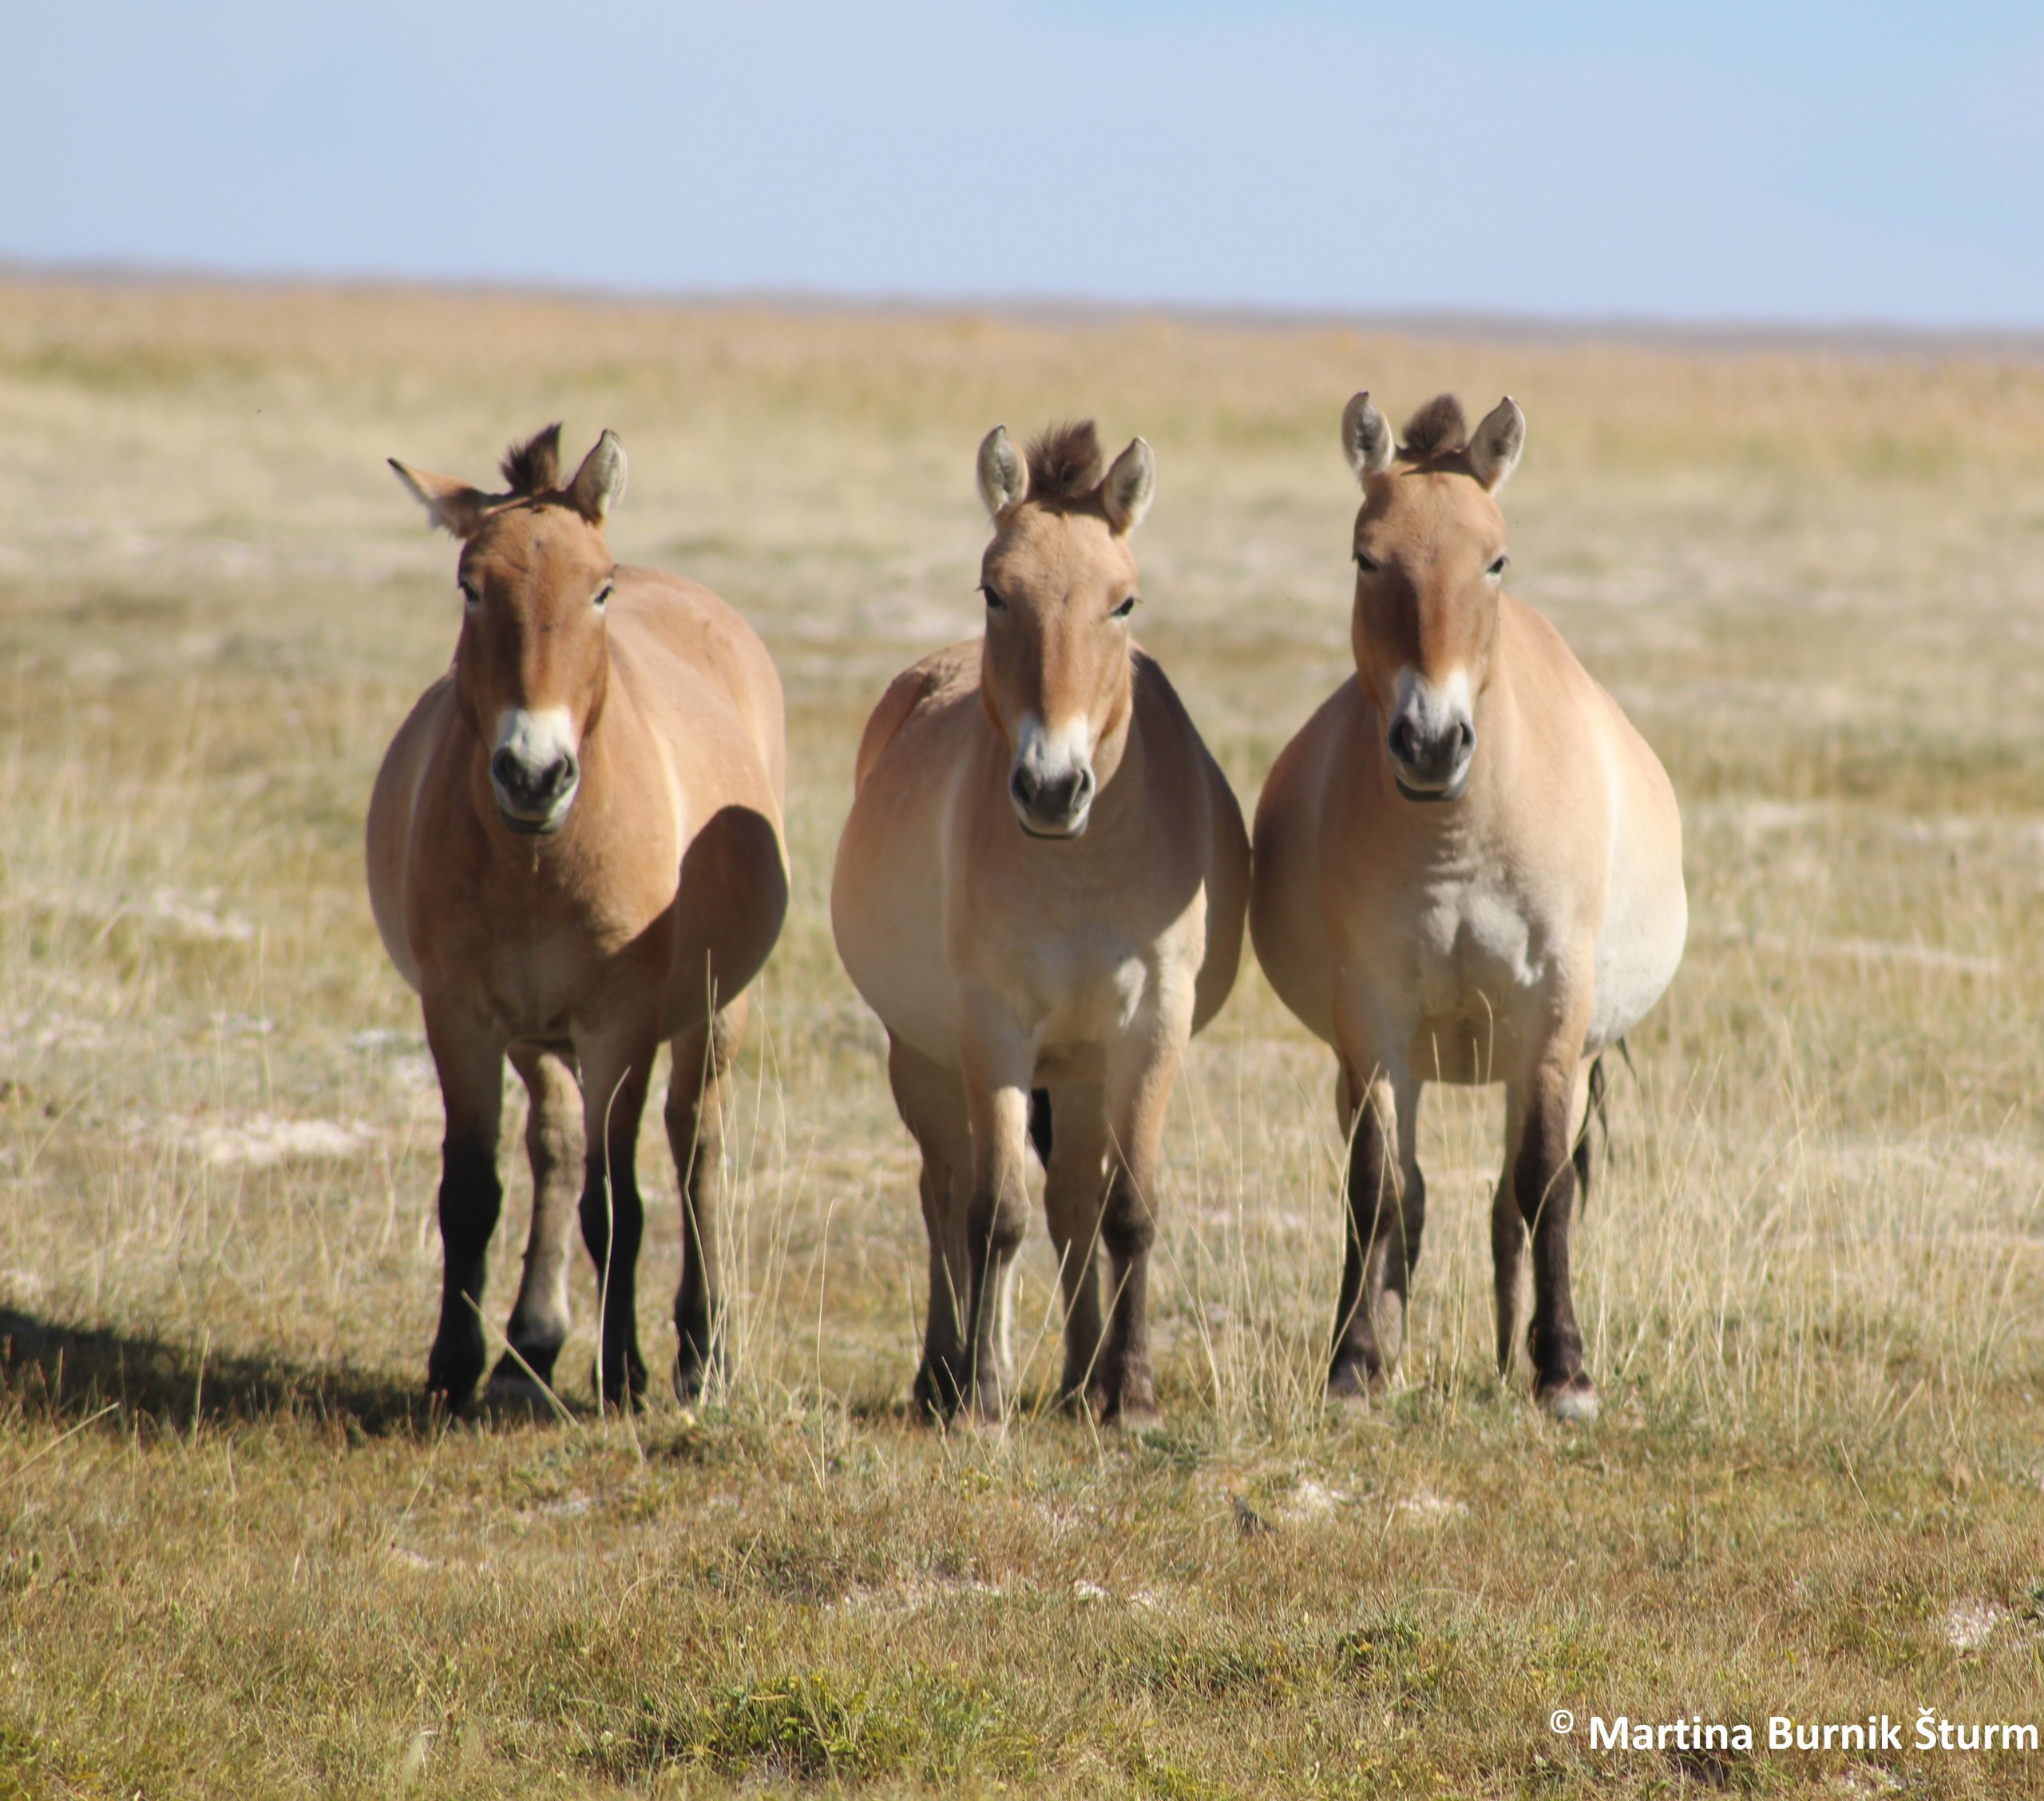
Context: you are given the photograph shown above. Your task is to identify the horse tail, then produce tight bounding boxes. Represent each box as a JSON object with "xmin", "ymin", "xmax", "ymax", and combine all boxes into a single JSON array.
[{"xmin": 1572, "ymin": 1050, "xmax": 1615, "ymax": 1209}]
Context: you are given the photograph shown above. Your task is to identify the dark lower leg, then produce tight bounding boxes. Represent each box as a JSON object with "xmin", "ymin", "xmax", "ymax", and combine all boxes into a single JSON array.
[
  {"xmin": 1491, "ymin": 1178, "xmax": 1527, "ymax": 1375},
  {"xmin": 1098, "ymin": 1166, "xmax": 1158, "ymax": 1421},
  {"xmin": 580, "ymin": 1066, "xmax": 651, "ymax": 1407},
  {"xmin": 1331, "ymin": 1096, "xmax": 1417, "ymax": 1391},
  {"xmin": 430, "ymin": 1137, "xmax": 502, "ymax": 1409},
  {"xmin": 1515, "ymin": 1092, "xmax": 1589, "ymax": 1401},
  {"xmin": 914, "ymin": 1178, "xmax": 970, "ymax": 1417}
]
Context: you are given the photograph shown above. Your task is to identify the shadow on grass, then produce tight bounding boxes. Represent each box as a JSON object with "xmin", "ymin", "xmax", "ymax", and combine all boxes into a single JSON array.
[{"xmin": 0, "ymin": 1305, "xmax": 430, "ymax": 1438}]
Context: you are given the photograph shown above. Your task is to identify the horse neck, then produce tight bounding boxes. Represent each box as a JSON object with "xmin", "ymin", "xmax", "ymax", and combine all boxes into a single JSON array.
[{"xmin": 1083, "ymin": 667, "xmax": 1151, "ymax": 829}]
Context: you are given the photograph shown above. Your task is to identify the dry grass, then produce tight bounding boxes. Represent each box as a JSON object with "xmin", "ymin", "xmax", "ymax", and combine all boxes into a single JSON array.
[{"xmin": 1, "ymin": 275, "xmax": 2042, "ymax": 1796}]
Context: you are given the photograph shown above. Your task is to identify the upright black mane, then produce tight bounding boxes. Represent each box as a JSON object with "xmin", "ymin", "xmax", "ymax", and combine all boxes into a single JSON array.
[
  {"xmin": 1400, "ymin": 395, "xmax": 1468, "ymax": 458},
  {"xmin": 500, "ymin": 423, "xmax": 564, "ymax": 497},
  {"xmin": 1024, "ymin": 421, "xmax": 1105, "ymax": 501}
]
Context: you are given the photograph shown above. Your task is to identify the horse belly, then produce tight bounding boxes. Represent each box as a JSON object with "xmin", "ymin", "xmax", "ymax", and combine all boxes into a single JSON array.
[
  {"xmin": 1588, "ymin": 857, "xmax": 1686, "ymax": 1052},
  {"xmin": 832, "ymin": 813, "xmax": 959, "ymax": 1070},
  {"xmin": 1586, "ymin": 739, "xmax": 1687, "ymax": 1053}
]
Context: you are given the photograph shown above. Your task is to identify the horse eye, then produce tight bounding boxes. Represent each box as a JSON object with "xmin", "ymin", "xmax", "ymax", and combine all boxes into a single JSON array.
[
  {"xmin": 980, "ymin": 585, "xmax": 1008, "ymax": 613},
  {"xmin": 1111, "ymin": 594, "xmax": 1138, "ymax": 619},
  {"xmin": 1487, "ymin": 553, "xmax": 1509, "ymax": 577},
  {"xmin": 1353, "ymin": 552, "xmax": 1380, "ymax": 576},
  {"xmin": 593, "ymin": 582, "xmax": 614, "ymax": 609},
  {"xmin": 459, "ymin": 581, "xmax": 480, "ymax": 608}
]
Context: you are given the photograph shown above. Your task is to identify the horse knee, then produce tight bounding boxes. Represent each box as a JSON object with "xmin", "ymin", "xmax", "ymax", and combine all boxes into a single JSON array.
[
  {"xmin": 1099, "ymin": 1170, "xmax": 1157, "ymax": 1265},
  {"xmin": 967, "ymin": 1184, "xmax": 1028, "ymax": 1260}
]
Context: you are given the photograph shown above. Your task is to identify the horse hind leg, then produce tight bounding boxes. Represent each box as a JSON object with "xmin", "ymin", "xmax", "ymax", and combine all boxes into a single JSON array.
[
  {"xmin": 1571, "ymin": 1051, "xmax": 1610, "ymax": 1205},
  {"xmin": 1491, "ymin": 1086, "xmax": 1528, "ymax": 1379},
  {"xmin": 667, "ymin": 995, "xmax": 747, "ymax": 1403},
  {"xmin": 485, "ymin": 1042, "xmax": 585, "ymax": 1411},
  {"xmin": 576, "ymin": 1032, "xmax": 658, "ymax": 1409}
]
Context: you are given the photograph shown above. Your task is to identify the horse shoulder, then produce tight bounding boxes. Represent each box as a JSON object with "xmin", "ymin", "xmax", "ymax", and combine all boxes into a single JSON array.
[
  {"xmin": 851, "ymin": 639, "xmax": 980, "ymax": 794},
  {"xmin": 367, "ymin": 673, "xmax": 477, "ymax": 987},
  {"xmin": 609, "ymin": 577, "xmax": 782, "ymax": 804}
]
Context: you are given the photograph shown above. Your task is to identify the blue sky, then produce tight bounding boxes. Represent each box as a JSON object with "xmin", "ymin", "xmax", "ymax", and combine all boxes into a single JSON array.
[{"xmin": 5, "ymin": 2, "xmax": 2041, "ymax": 327}]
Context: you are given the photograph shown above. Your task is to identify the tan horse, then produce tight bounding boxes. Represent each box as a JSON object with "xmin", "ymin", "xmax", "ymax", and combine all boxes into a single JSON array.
[
  {"xmin": 1251, "ymin": 392, "xmax": 1686, "ymax": 1420},
  {"xmin": 367, "ymin": 426, "xmax": 787, "ymax": 1411},
  {"xmin": 832, "ymin": 423, "xmax": 1250, "ymax": 1423}
]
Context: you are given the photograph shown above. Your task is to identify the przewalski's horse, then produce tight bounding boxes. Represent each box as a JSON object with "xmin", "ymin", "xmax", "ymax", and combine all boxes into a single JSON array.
[
  {"xmin": 368, "ymin": 426, "xmax": 787, "ymax": 1411},
  {"xmin": 832, "ymin": 422, "xmax": 1250, "ymax": 1424},
  {"xmin": 1250, "ymin": 392, "xmax": 1685, "ymax": 1420}
]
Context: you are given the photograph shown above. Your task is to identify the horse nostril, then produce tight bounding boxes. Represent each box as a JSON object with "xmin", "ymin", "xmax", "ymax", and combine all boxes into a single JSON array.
[
  {"xmin": 1011, "ymin": 766, "xmax": 1038, "ymax": 808},
  {"xmin": 545, "ymin": 754, "xmax": 578, "ymax": 799},
  {"xmin": 1456, "ymin": 722, "xmax": 1476, "ymax": 758},
  {"xmin": 491, "ymin": 748, "xmax": 521, "ymax": 792},
  {"xmin": 1390, "ymin": 719, "xmax": 1420, "ymax": 765}
]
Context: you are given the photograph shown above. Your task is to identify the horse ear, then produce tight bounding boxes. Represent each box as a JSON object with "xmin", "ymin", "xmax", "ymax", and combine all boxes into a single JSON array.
[
  {"xmin": 1340, "ymin": 392, "xmax": 1394, "ymax": 483},
  {"xmin": 1466, "ymin": 396, "xmax": 1525, "ymax": 491},
  {"xmin": 390, "ymin": 460, "xmax": 493, "ymax": 538},
  {"xmin": 976, "ymin": 425, "xmax": 1029, "ymax": 518},
  {"xmin": 1099, "ymin": 436, "xmax": 1157, "ymax": 536},
  {"xmin": 568, "ymin": 429, "xmax": 628, "ymax": 524}
]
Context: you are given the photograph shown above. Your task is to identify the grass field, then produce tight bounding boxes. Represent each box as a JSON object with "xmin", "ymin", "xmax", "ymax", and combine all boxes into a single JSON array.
[{"xmin": 2, "ymin": 275, "xmax": 2042, "ymax": 1797}]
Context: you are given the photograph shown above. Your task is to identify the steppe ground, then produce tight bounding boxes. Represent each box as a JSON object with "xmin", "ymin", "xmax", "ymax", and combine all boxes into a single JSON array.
[{"xmin": 1, "ymin": 275, "xmax": 2042, "ymax": 1799}]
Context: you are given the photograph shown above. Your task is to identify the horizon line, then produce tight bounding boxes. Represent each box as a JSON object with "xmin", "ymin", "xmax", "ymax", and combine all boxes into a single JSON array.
[{"xmin": 6, "ymin": 256, "xmax": 2044, "ymax": 363}]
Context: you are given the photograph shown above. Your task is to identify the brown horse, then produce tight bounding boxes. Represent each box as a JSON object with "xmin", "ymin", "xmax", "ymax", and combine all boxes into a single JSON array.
[
  {"xmin": 832, "ymin": 422, "xmax": 1250, "ymax": 1424},
  {"xmin": 367, "ymin": 425, "xmax": 787, "ymax": 1411},
  {"xmin": 1250, "ymin": 392, "xmax": 1686, "ymax": 1419}
]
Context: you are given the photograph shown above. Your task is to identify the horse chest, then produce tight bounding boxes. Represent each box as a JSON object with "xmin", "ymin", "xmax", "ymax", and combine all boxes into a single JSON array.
[
  {"xmin": 464, "ymin": 890, "xmax": 668, "ymax": 1039},
  {"xmin": 1013, "ymin": 929, "xmax": 1151, "ymax": 1048},
  {"xmin": 1407, "ymin": 878, "xmax": 1534, "ymax": 996}
]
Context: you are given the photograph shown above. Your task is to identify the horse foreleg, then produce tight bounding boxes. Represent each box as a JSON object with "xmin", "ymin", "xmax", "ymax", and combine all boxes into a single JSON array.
[
  {"xmin": 885, "ymin": 1035, "xmax": 975, "ymax": 1418},
  {"xmin": 1098, "ymin": 1015, "xmax": 1190, "ymax": 1427},
  {"xmin": 489, "ymin": 1042, "xmax": 584, "ymax": 1405},
  {"xmin": 1514, "ymin": 1050, "xmax": 1598, "ymax": 1420},
  {"xmin": 1040, "ymin": 1079, "xmax": 1109, "ymax": 1414},
  {"xmin": 1329, "ymin": 1041, "xmax": 1424, "ymax": 1397},
  {"xmin": 957, "ymin": 1001, "xmax": 1034, "ymax": 1425},
  {"xmin": 422, "ymin": 1003, "xmax": 508, "ymax": 1411}
]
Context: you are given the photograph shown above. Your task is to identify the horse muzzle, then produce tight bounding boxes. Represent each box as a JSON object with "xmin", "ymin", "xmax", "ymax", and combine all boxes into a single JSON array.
[
  {"xmin": 490, "ymin": 746, "xmax": 580, "ymax": 835},
  {"xmin": 1008, "ymin": 762, "xmax": 1095, "ymax": 839},
  {"xmin": 1387, "ymin": 713, "xmax": 1475, "ymax": 804}
]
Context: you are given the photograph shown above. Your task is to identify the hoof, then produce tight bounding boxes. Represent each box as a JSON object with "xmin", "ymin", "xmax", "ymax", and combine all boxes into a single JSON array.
[
  {"xmin": 672, "ymin": 1347, "xmax": 727, "ymax": 1406},
  {"xmin": 425, "ymin": 1371, "xmax": 480, "ymax": 1419},
  {"xmin": 482, "ymin": 1362, "xmax": 563, "ymax": 1419},
  {"xmin": 913, "ymin": 1360, "xmax": 967, "ymax": 1422},
  {"xmin": 591, "ymin": 1358, "xmax": 650, "ymax": 1414},
  {"xmin": 1325, "ymin": 1353, "xmax": 1381, "ymax": 1403},
  {"xmin": 1539, "ymin": 1374, "xmax": 1598, "ymax": 1423},
  {"xmin": 1100, "ymin": 1371, "xmax": 1160, "ymax": 1431}
]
